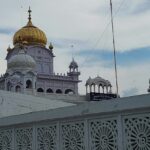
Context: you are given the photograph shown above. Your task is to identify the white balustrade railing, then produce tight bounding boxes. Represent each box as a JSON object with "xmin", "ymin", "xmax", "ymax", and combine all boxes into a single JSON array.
[{"xmin": 0, "ymin": 94, "xmax": 150, "ymax": 150}]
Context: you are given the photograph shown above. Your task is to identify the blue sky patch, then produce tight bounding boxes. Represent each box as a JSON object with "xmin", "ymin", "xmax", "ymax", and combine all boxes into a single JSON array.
[
  {"xmin": 76, "ymin": 46, "xmax": 150, "ymax": 67},
  {"xmin": 0, "ymin": 28, "xmax": 16, "ymax": 34}
]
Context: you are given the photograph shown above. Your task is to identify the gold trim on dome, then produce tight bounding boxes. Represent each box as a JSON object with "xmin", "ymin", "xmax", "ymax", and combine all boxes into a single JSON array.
[{"xmin": 13, "ymin": 7, "xmax": 47, "ymax": 46}]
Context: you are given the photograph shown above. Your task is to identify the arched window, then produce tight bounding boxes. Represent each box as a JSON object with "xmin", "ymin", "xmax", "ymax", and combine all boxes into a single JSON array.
[
  {"xmin": 37, "ymin": 88, "xmax": 44, "ymax": 93},
  {"xmin": 56, "ymin": 89, "xmax": 62, "ymax": 94},
  {"xmin": 65, "ymin": 89, "xmax": 74, "ymax": 94},
  {"xmin": 46, "ymin": 88, "xmax": 53, "ymax": 93},
  {"xmin": 26, "ymin": 80, "xmax": 32, "ymax": 89},
  {"xmin": 16, "ymin": 85, "xmax": 21, "ymax": 92}
]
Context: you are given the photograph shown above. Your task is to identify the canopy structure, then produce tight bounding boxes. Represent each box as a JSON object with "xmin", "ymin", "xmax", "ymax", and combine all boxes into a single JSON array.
[{"xmin": 85, "ymin": 76, "xmax": 112, "ymax": 94}]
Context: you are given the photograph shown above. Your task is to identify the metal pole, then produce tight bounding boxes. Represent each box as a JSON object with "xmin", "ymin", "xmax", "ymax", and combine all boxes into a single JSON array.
[{"xmin": 110, "ymin": 0, "xmax": 119, "ymax": 96}]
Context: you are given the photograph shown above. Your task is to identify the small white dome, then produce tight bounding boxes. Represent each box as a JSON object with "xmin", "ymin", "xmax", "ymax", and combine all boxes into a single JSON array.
[
  {"xmin": 69, "ymin": 59, "xmax": 78, "ymax": 68},
  {"xmin": 12, "ymin": 74, "xmax": 20, "ymax": 80},
  {"xmin": 8, "ymin": 50, "xmax": 36, "ymax": 70}
]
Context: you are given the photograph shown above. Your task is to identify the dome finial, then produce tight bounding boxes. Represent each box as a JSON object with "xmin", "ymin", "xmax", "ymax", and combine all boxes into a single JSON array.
[
  {"xmin": 26, "ymin": 7, "xmax": 33, "ymax": 26},
  {"xmin": 7, "ymin": 45, "xmax": 11, "ymax": 52},
  {"xmin": 49, "ymin": 42, "xmax": 53, "ymax": 50},
  {"xmin": 28, "ymin": 6, "xmax": 32, "ymax": 21}
]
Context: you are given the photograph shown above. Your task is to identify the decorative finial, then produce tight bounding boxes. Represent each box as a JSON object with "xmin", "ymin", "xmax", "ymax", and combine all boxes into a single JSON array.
[
  {"xmin": 26, "ymin": 7, "xmax": 33, "ymax": 26},
  {"xmin": 49, "ymin": 43, "xmax": 53, "ymax": 50},
  {"xmin": 7, "ymin": 45, "xmax": 11, "ymax": 52},
  {"xmin": 28, "ymin": 6, "xmax": 32, "ymax": 21}
]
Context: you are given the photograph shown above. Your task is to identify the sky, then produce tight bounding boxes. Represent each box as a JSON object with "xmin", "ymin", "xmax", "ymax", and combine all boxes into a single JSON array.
[{"xmin": 0, "ymin": 0, "xmax": 150, "ymax": 96}]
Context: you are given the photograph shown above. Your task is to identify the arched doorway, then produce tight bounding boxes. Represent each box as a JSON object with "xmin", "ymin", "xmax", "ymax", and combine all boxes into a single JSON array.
[
  {"xmin": 46, "ymin": 88, "xmax": 53, "ymax": 93},
  {"xmin": 16, "ymin": 85, "xmax": 21, "ymax": 92},
  {"xmin": 56, "ymin": 89, "xmax": 62, "ymax": 94},
  {"xmin": 37, "ymin": 88, "xmax": 44, "ymax": 93},
  {"xmin": 65, "ymin": 89, "xmax": 74, "ymax": 94},
  {"xmin": 26, "ymin": 80, "xmax": 32, "ymax": 89}
]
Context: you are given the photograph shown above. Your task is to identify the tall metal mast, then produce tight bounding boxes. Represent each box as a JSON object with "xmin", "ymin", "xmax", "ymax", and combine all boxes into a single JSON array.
[{"xmin": 110, "ymin": 0, "xmax": 119, "ymax": 96}]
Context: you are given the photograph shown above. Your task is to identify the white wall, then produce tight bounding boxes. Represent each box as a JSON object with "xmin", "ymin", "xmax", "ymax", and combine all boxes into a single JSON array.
[{"xmin": 0, "ymin": 94, "xmax": 150, "ymax": 150}]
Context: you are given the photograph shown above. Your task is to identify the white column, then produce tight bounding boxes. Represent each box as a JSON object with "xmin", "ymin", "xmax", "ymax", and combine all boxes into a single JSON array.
[{"xmin": 86, "ymin": 85, "xmax": 88, "ymax": 94}]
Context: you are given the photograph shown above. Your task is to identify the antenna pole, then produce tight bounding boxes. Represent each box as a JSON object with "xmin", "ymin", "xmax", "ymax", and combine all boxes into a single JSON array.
[
  {"xmin": 110, "ymin": 0, "xmax": 119, "ymax": 96},
  {"xmin": 71, "ymin": 44, "xmax": 74, "ymax": 60}
]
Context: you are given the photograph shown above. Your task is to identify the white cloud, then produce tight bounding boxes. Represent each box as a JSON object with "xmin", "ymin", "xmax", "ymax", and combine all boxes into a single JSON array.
[
  {"xmin": 78, "ymin": 61, "xmax": 150, "ymax": 96},
  {"xmin": 122, "ymin": 87, "xmax": 138, "ymax": 97}
]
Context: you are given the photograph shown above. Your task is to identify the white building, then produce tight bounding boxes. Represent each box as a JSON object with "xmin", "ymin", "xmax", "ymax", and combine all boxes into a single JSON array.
[{"xmin": 0, "ymin": 8, "xmax": 81, "ymax": 95}]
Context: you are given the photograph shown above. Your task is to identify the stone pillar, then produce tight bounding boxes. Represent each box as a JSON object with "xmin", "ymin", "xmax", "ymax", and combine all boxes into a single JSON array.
[
  {"xmin": 86, "ymin": 85, "xmax": 88, "ymax": 94},
  {"xmin": 94, "ymin": 85, "xmax": 95, "ymax": 93},
  {"xmin": 90, "ymin": 85, "xmax": 92, "ymax": 93},
  {"xmin": 110, "ymin": 86, "xmax": 112, "ymax": 93},
  {"xmin": 98, "ymin": 86, "xmax": 100, "ymax": 93},
  {"xmin": 106, "ymin": 86, "xmax": 108, "ymax": 93}
]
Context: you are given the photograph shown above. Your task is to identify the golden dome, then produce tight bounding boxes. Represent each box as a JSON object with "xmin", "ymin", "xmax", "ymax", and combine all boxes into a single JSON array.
[{"xmin": 13, "ymin": 8, "xmax": 47, "ymax": 46}]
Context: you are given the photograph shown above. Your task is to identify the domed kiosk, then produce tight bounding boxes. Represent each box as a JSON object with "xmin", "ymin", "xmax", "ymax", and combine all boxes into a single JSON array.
[
  {"xmin": 85, "ymin": 76, "xmax": 117, "ymax": 101},
  {"xmin": 7, "ymin": 50, "xmax": 36, "ymax": 71}
]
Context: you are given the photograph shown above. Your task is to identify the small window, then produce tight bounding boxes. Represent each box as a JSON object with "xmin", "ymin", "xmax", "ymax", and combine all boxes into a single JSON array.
[{"xmin": 26, "ymin": 80, "xmax": 32, "ymax": 89}]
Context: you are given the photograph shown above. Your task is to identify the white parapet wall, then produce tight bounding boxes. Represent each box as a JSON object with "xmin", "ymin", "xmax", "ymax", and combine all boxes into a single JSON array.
[{"xmin": 0, "ymin": 94, "xmax": 150, "ymax": 149}]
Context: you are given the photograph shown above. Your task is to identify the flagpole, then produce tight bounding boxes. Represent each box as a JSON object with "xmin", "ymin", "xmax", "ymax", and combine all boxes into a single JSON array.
[{"xmin": 110, "ymin": 0, "xmax": 119, "ymax": 96}]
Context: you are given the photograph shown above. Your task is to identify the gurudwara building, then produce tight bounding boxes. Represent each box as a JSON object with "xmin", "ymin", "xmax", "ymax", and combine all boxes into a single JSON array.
[
  {"xmin": 0, "ymin": 8, "xmax": 150, "ymax": 150},
  {"xmin": 0, "ymin": 8, "xmax": 80, "ymax": 95}
]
